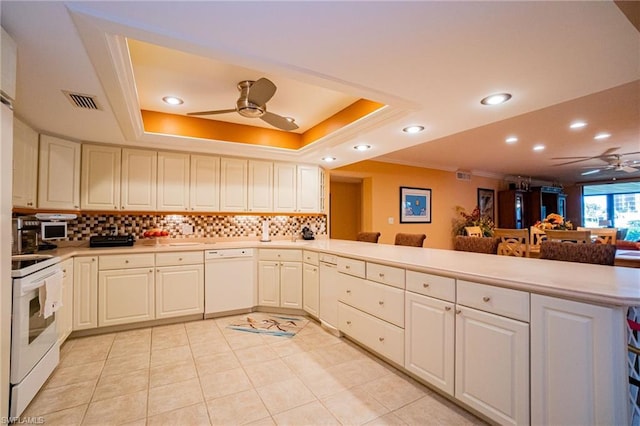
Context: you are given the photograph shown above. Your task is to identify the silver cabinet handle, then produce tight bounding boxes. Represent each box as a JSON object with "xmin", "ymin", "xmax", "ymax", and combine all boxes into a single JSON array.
[{"xmin": 483, "ymin": 296, "xmax": 491, "ymax": 302}]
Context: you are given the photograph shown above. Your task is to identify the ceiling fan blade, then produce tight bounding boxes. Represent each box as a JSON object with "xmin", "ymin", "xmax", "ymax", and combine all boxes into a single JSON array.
[
  {"xmin": 248, "ymin": 78, "xmax": 277, "ymax": 106},
  {"xmin": 593, "ymin": 146, "xmax": 623, "ymax": 158},
  {"xmin": 260, "ymin": 111, "xmax": 299, "ymax": 131},
  {"xmin": 553, "ymin": 158, "xmax": 599, "ymax": 166},
  {"xmin": 552, "ymin": 147, "xmax": 624, "ymax": 166},
  {"xmin": 187, "ymin": 109, "xmax": 236, "ymax": 116}
]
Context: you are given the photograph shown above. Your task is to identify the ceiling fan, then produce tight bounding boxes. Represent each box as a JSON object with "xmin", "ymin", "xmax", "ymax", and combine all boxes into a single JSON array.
[
  {"xmin": 187, "ymin": 78, "xmax": 299, "ymax": 131},
  {"xmin": 551, "ymin": 147, "xmax": 640, "ymax": 175}
]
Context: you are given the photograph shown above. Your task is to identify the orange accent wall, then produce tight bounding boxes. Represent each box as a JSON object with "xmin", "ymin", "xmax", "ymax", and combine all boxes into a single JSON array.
[
  {"xmin": 332, "ymin": 160, "xmax": 503, "ymax": 249},
  {"xmin": 330, "ymin": 181, "xmax": 362, "ymax": 240}
]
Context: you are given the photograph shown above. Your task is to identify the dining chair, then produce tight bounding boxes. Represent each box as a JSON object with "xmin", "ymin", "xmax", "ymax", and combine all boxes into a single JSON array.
[
  {"xmin": 394, "ymin": 233, "xmax": 426, "ymax": 247},
  {"xmin": 464, "ymin": 226, "xmax": 483, "ymax": 237},
  {"xmin": 530, "ymin": 226, "xmax": 547, "ymax": 255},
  {"xmin": 493, "ymin": 228, "xmax": 530, "ymax": 257},
  {"xmin": 577, "ymin": 227, "xmax": 617, "ymax": 245},
  {"xmin": 453, "ymin": 235, "xmax": 499, "ymax": 254},
  {"xmin": 540, "ymin": 241, "xmax": 617, "ymax": 265},
  {"xmin": 356, "ymin": 231, "xmax": 381, "ymax": 243},
  {"xmin": 544, "ymin": 229, "xmax": 591, "ymax": 244}
]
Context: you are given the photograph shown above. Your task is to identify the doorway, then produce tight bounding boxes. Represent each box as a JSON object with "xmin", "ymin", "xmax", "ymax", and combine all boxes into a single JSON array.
[{"xmin": 329, "ymin": 177, "xmax": 362, "ymax": 240}]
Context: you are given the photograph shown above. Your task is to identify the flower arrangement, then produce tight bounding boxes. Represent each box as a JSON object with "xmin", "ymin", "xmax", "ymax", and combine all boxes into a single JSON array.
[
  {"xmin": 534, "ymin": 213, "xmax": 573, "ymax": 230},
  {"xmin": 452, "ymin": 206, "xmax": 495, "ymax": 237}
]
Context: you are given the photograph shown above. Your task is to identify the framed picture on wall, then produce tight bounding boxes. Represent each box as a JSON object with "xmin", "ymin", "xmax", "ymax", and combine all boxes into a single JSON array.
[
  {"xmin": 477, "ymin": 188, "xmax": 495, "ymax": 221},
  {"xmin": 400, "ymin": 186, "xmax": 432, "ymax": 223}
]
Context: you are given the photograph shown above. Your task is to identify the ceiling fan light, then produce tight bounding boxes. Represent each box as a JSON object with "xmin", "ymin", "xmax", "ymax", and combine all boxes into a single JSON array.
[
  {"xmin": 594, "ymin": 132, "xmax": 611, "ymax": 140},
  {"xmin": 533, "ymin": 144, "xmax": 545, "ymax": 151},
  {"xmin": 162, "ymin": 96, "xmax": 183, "ymax": 105},
  {"xmin": 570, "ymin": 121, "xmax": 587, "ymax": 129},
  {"xmin": 505, "ymin": 136, "xmax": 518, "ymax": 144},
  {"xmin": 480, "ymin": 93, "xmax": 512, "ymax": 106}
]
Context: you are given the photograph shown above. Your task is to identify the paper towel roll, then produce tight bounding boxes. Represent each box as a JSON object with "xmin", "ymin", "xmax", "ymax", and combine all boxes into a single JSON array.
[{"xmin": 261, "ymin": 220, "xmax": 271, "ymax": 242}]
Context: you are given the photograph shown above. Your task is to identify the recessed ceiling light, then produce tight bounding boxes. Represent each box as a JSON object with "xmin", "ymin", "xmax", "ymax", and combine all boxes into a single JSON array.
[
  {"xmin": 581, "ymin": 169, "xmax": 600, "ymax": 176},
  {"xmin": 402, "ymin": 125, "xmax": 424, "ymax": 134},
  {"xmin": 162, "ymin": 96, "xmax": 183, "ymax": 105},
  {"xmin": 569, "ymin": 121, "xmax": 587, "ymax": 129},
  {"xmin": 322, "ymin": 156, "xmax": 336, "ymax": 162},
  {"xmin": 354, "ymin": 144, "xmax": 371, "ymax": 151},
  {"xmin": 505, "ymin": 136, "xmax": 518, "ymax": 144},
  {"xmin": 533, "ymin": 144, "xmax": 545, "ymax": 151},
  {"xmin": 594, "ymin": 132, "xmax": 611, "ymax": 140},
  {"xmin": 480, "ymin": 93, "xmax": 512, "ymax": 106}
]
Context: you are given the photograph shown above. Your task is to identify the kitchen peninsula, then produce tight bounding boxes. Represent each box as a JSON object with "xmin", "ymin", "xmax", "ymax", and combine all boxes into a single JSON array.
[{"xmin": 47, "ymin": 238, "xmax": 638, "ymax": 426}]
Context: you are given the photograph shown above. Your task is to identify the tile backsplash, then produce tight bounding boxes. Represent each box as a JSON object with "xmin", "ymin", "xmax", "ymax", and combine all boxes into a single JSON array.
[{"xmin": 64, "ymin": 213, "xmax": 327, "ymax": 241}]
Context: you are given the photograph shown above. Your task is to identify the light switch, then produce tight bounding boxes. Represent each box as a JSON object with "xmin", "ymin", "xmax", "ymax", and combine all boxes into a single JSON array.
[
  {"xmin": 181, "ymin": 223, "xmax": 194, "ymax": 235},
  {"xmin": 388, "ymin": 217, "xmax": 394, "ymax": 224}
]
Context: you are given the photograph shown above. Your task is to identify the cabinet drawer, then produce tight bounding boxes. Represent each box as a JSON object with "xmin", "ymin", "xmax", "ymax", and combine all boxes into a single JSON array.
[
  {"xmin": 303, "ymin": 250, "xmax": 319, "ymax": 266},
  {"xmin": 319, "ymin": 253, "xmax": 337, "ymax": 264},
  {"xmin": 338, "ymin": 273, "xmax": 404, "ymax": 327},
  {"xmin": 99, "ymin": 253, "xmax": 155, "ymax": 270},
  {"xmin": 406, "ymin": 270, "xmax": 455, "ymax": 302},
  {"xmin": 366, "ymin": 263, "xmax": 405, "ymax": 289},
  {"xmin": 337, "ymin": 257, "xmax": 365, "ymax": 278},
  {"xmin": 155, "ymin": 251, "xmax": 203, "ymax": 266},
  {"xmin": 457, "ymin": 280, "xmax": 530, "ymax": 322},
  {"xmin": 259, "ymin": 249, "xmax": 302, "ymax": 262},
  {"xmin": 338, "ymin": 302, "xmax": 404, "ymax": 366}
]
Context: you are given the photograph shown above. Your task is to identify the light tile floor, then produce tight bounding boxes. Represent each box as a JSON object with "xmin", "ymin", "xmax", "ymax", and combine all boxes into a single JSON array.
[{"xmin": 22, "ymin": 315, "xmax": 487, "ymax": 425}]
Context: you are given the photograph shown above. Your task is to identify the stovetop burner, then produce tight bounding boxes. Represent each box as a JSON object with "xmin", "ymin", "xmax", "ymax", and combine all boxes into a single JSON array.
[{"xmin": 11, "ymin": 254, "xmax": 61, "ymax": 278}]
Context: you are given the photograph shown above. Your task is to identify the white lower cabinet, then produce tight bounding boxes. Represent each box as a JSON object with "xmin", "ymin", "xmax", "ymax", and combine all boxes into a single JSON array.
[
  {"xmin": 56, "ymin": 259, "xmax": 74, "ymax": 345},
  {"xmin": 302, "ymin": 253, "xmax": 319, "ymax": 317},
  {"xmin": 404, "ymin": 291, "xmax": 455, "ymax": 395},
  {"xmin": 454, "ymin": 305, "xmax": 529, "ymax": 426},
  {"xmin": 258, "ymin": 250, "xmax": 303, "ymax": 309},
  {"xmin": 530, "ymin": 294, "xmax": 627, "ymax": 426},
  {"xmin": 73, "ymin": 256, "xmax": 98, "ymax": 330},
  {"xmin": 98, "ymin": 268, "xmax": 155, "ymax": 327},
  {"xmin": 156, "ymin": 264, "xmax": 204, "ymax": 319}
]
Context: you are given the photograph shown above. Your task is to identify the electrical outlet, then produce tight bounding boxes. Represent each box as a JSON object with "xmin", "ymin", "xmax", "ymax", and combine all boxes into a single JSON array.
[
  {"xmin": 388, "ymin": 217, "xmax": 394, "ymax": 224},
  {"xmin": 181, "ymin": 224, "xmax": 194, "ymax": 235}
]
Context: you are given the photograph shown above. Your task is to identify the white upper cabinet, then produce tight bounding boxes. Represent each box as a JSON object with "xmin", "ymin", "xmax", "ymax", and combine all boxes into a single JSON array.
[
  {"xmin": 12, "ymin": 119, "xmax": 39, "ymax": 208},
  {"xmin": 297, "ymin": 165, "xmax": 320, "ymax": 212},
  {"xmin": 274, "ymin": 163, "xmax": 321, "ymax": 213},
  {"xmin": 273, "ymin": 163, "xmax": 297, "ymax": 212},
  {"xmin": 1, "ymin": 28, "xmax": 17, "ymax": 100},
  {"xmin": 248, "ymin": 160, "xmax": 273, "ymax": 212},
  {"xmin": 121, "ymin": 148, "xmax": 157, "ymax": 211},
  {"xmin": 157, "ymin": 151, "xmax": 190, "ymax": 211},
  {"xmin": 220, "ymin": 157, "xmax": 247, "ymax": 212},
  {"xmin": 190, "ymin": 154, "xmax": 220, "ymax": 212},
  {"xmin": 81, "ymin": 144, "xmax": 121, "ymax": 210},
  {"xmin": 38, "ymin": 134, "xmax": 81, "ymax": 210}
]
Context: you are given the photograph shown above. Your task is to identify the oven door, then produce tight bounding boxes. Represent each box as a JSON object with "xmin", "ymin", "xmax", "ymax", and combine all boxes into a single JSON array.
[{"xmin": 11, "ymin": 269, "xmax": 60, "ymax": 383}]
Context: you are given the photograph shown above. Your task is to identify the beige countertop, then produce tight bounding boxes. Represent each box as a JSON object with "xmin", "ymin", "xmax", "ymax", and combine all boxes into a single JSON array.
[{"xmin": 46, "ymin": 238, "xmax": 640, "ymax": 307}]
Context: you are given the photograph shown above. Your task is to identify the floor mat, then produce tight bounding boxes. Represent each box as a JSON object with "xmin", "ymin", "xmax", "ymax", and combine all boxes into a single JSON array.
[{"xmin": 226, "ymin": 313, "xmax": 308, "ymax": 337}]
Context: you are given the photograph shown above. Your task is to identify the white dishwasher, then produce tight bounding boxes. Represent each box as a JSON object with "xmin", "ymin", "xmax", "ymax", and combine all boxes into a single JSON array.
[{"xmin": 205, "ymin": 248, "xmax": 256, "ymax": 317}]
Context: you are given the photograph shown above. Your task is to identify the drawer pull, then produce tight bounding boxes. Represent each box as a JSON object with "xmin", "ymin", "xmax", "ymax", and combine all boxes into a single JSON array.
[
  {"xmin": 456, "ymin": 309, "xmax": 462, "ymax": 315},
  {"xmin": 378, "ymin": 337, "xmax": 385, "ymax": 342},
  {"xmin": 178, "ymin": 257, "xmax": 183, "ymax": 261},
  {"xmin": 482, "ymin": 296, "xmax": 491, "ymax": 302},
  {"xmin": 346, "ymin": 289, "xmax": 351, "ymax": 294},
  {"xmin": 345, "ymin": 265, "xmax": 350, "ymax": 269},
  {"xmin": 346, "ymin": 320, "xmax": 351, "ymax": 325},
  {"xmin": 379, "ymin": 273, "xmax": 385, "ymax": 278},
  {"xmin": 445, "ymin": 306, "xmax": 452, "ymax": 311},
  {"xmin": 125, "ymin": 260, "xmax": 129, "ymax": 264},
  {"xmin": 423, "ymin": 283, "xmax": 430, "ymax": 288},
  {"xmin": 378, "ymin": 301, "xmax": 384, "ymax": 305}
]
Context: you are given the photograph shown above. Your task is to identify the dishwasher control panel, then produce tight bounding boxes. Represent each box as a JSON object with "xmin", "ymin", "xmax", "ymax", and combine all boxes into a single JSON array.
[{"xmin": 205, "ymin": 248, "xmax": 254, "ymax": 259}]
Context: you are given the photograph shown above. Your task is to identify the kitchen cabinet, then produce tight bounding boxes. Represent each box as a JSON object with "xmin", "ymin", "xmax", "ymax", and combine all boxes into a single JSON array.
[
  {"xmin": 273, "ymin": 163, "xmax": 322, "ymax": 213},
  {"xmin": 248, "ymin": 160, "xmax": 273, "ymax": 212},
  {"xmin": 454, "ymin": 281, "xmax": 529, "ymax": 426},
  {"xmin": 302, "ymin": 251, "xmax": 319, "ymax": 318},
  {"xmin": 73, "ymin": 256, "xmax": 98, "ymax": 330},
  {"xmin": 121, "ymin": 148, "xmax": 157, "ymax": 211},
  {"xmin": 38, "ymin": 134, "xmax": 81, "ymax": 210},
  {"xmin": 155, "ymin": 251, "xmax": 204, "ymax": 319},
  {"xmin": 220, "ymin": 157, "xmax": 247, "ymax": 212},
  {"xmin": 81, "ymin": 144, "xmax": 121, "ymax": 210},
  {"xmin": 338, "ymin": 272, "xmax": 404, "ymax": 328},
  {"xmin": 1, "ymin": 27, "xmax": 17, "ymax": 100},
  {"xmin": 190, "ymin": 154, "xmax": 220, "ymax": 211},
  {"xmin": 273, "ymin": 163, "xmax": 296, "ymax": 212},
  {"xmin": 258, "ymin": 249, "xmax": 302, "ymax": 308},
  {"xmin": 12, "ymin": 119, "xmax": 38, "ymax": 208},
  {"xmin": 56, "ymin": 258, "xmax": 74, "ymax": 346},
  {"xmin": 98, "ymin": 253, "xmax": 155, "ymax": 327},
  {"xmin": 157, "ymin": 151, "xmax": 190, "ymax": 211},
  {"xmin": 531, "ymin": 294, "xmax": 626, "ymax": 426},
  {"xmin": 318, "ymin": 253, "xmax": 339, "ymax": 331}
]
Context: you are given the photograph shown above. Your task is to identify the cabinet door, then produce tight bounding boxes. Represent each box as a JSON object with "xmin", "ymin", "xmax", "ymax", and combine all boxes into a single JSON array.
[
  {"xmin": 56, "ymin": 259, "xmax": 74, "ymax": 345},
  {"xmin": 73, "ymin": 257, "xmax": 98, "ymax": 330},
  {"xmin": 273, "ymin": 163, "xmax": 296, "ymax": 212},
  {"xmin": 121, "ymin": 148, "xmax": 157, "ymax": 210},
  {"xmin": 455, "ymin": 306, "xmax": 529, "ymax": 426},
  {"xmin": 247, "ymin": 160, "xmax": 273, "ymax": 212},
  {"xmin": 190, "ymin": 154, "xmax": 220, "ymax": 212},
  {"xmin": 280, "ymin": 261, "xmax": 303, "ymax": 309},
  {"xmin": 157, "ymin": 151, "xmax": 190, "ymax": 211},
  {"xmin": 220, "ymin": 157, "xmax": 247, "ymax": 212},
  {"xmin": 81, "ymin": 144, "xmax": 121, "ymax": 210},
  {"xmin": 38, "ymin": 134, "xmax": 81, "ymax": 209},
  {"xmin": 156, "ymin": 265, "xmax": 204, "ymax": 319},
  {"xmin": 531, "ymin": 294, "xmax": 627, "ymax": 426},
  {"xmin": 405, "ymin": 292, "xmax": 454, "ymax": 395},
  {"xmin": 1, "ymin": 28, "xmax": 17, "ymax": 100},
  {"xmin": 296, "ymin": 165, "xmax": 319, "ymax": 212},
  {"xmin": 258, "ymin": 261, "xmax": 280, "ymax": 307},
  {"xmin": 98, "ymin": 268, "xmax": 155, "ymax": 327},
  {"xmin": 302, "ymin": 262, "xmax": 319, "ymax": 317},
  {"xmin": 12, "ymin": 119, "xmax": 38, "ymax": 208}
]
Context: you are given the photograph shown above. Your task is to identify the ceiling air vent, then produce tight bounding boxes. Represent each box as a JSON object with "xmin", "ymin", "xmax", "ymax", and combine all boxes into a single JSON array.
[
  {"xmin": 456, "ymin": 170, "xmax": 472, "ymax": 181},
  {"xmin": 62, "ymin": 90, "xmax": 101, "ymax": 110}
]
